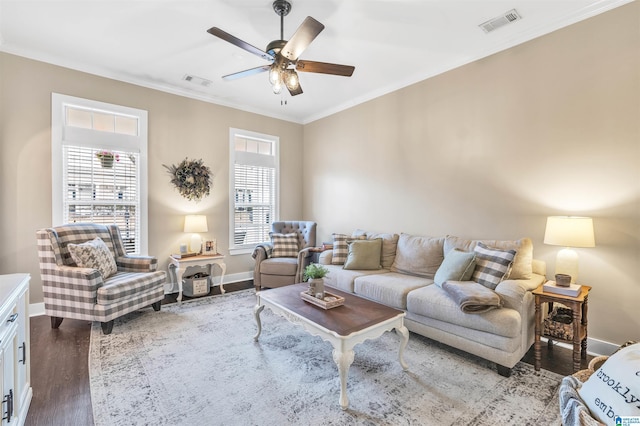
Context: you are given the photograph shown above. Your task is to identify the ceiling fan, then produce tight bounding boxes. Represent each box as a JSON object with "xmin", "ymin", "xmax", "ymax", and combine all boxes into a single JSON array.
[{"xmin": 207, "ymin": 0, "xmax": 355, "ymax": 97}]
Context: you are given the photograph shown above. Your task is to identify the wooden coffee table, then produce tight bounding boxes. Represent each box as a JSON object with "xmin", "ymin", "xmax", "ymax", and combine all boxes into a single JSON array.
[{"xmin": 254, "ymin": 283, "xmax": 409, "ymax": 410}]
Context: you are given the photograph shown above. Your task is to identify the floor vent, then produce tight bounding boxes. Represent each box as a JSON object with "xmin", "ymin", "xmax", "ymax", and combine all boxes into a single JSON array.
[
  {"xmin": 183, "ymin": 74, "xmax": 213, "ymax": 87},
  {"xmin": 479, "ymin": 9, "xmax": 522, "ymax": 33}
]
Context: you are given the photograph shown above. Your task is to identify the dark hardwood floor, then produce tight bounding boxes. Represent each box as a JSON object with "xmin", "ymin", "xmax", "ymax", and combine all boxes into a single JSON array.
[{"xmin": 25, "ymin": 282, "xmax": 592, "ymax": 426}]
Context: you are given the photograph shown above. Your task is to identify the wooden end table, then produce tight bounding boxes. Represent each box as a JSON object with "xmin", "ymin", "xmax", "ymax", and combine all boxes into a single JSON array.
[
  {"xmin": 533, "ymin": 283, "xmax": 592, "ymax": 373},
  {"xmin": 168, "ymin": 254, "xmax": 226, "ymax": 303}
]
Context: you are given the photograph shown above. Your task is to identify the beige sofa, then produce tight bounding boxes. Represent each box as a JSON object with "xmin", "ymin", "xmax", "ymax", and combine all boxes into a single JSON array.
[{"xmin": 317, "ymin": 232, "xmax": 546, "ymax": 376}]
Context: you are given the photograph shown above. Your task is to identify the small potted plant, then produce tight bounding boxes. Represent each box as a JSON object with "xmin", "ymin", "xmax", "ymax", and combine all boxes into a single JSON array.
[{"xmin": 304, "ymin": 263, "xmax": 329, "ymax": 299}]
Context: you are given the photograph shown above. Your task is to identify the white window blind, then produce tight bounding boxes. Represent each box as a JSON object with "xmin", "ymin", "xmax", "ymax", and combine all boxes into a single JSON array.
[
  {"xmin": 52, "ymin": 93, "xmax": 149, "ymax": 255},
  {"xmin": 63, "ymin": 146, "xmax": 140, "ymax": 253},
  {"xmin": 229, "ymin": 128, "xmax": 279, "ymax": 253}
]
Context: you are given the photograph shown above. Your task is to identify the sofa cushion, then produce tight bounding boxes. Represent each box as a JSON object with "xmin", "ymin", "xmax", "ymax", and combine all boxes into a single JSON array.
[
  {"xmin": 344, "ymin": 239, "xmax": 382, "ymax": 270},
  {"xmin": 472, "ymin": 243, "xmax": 516, "ymax": 290},
  {"xmin": 577, "ymin": 342, "xmax": 640, "ymax": 425},
  {"xmin": 434, "ymin": 249, "xmax": 476, "ymax": 287},
  {"xmin": 97, "ymin": 271, "xmax": 166, "ymax": 304},
  {"xmin": 366, "ymin": 232, "xmax": 399, "ymax": 269},
  {"xmin": 390, "ymin": 233, "xmax": 444, "ymax": 279},
  {"xmin": 324, "ymin": 264, "xmax": 389, "ymax": 293},
  {"xmin": 354, "ymin": 272, "xmax": 432, "ymax": 310},
  {"xmin": 270, "ymin": 233, "xmax": 299, "ymax": 258},
  {"xmin": 331, "ymin": 233, "xmax": 366, "ymax": 265},
  {"xmin": 259, "ymin": 257, "xmax": 298, "ymax": 276},
  {"xmin": 444, "ymin": 236, "xmax": 533, "ymax": 280},
  {"xmin": 406, "ymin": 285, "xmax": 521, "ymax": 338},
  {"xmin": 68, "ymin": 237, "xmax": 118, "ymax": 279}
]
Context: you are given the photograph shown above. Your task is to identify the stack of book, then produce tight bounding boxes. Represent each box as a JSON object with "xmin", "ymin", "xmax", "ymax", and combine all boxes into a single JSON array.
[{"xmin": 543, "ymin": 280, "xmax": 582, "ymax": 297}]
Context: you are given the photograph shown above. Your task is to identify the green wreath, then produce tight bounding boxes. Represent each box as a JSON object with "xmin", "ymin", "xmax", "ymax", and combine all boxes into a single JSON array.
[{"xmin": 163, "ymin": 158, "xmax": 212, "ymax": 202}]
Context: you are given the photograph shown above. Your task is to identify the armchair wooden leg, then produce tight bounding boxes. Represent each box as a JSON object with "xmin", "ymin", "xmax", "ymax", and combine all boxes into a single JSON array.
[
  {"xmin": 152, "ymin": 301, "xmax": 161, "ymax": 311},
  {"xmin": 50, "ymin": 316, "xmax": 64, "ymax": 329},
  {"xmin": 101, "ymin": 321, "xmax": 114, "ymax": 335}
]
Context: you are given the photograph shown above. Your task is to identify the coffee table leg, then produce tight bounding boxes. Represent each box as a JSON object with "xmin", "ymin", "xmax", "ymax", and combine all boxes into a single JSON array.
[
  {"xmin": 253, "ymin": 304, "xmax": 265, "ymax": 341},
  {"xmin": 395, "ymin": 325, "xmax": 409, "ymax": 371},
  {"xmin": 332, "ymin": 348, "xmax": 355, "ymax": 410}
]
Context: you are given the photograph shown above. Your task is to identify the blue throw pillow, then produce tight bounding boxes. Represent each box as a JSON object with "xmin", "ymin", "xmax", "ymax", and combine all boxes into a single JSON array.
[{"xmin": 434, "ymin": 249, "xmax": 476, "ymax": 287}]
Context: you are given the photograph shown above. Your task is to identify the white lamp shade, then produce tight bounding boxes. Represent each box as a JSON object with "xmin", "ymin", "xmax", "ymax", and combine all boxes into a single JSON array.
[
  {"xmin": 543, "ymin": 216, "xmax": 595, "ymax": 248},
  {"xmin": 544, "ymin": 216, "xmax": 595, "ymax": 284},
  {"xmin": 183, "ymin": 215, "xmax": 208, "ymax": 233},
  {"xmin": 184, "ymin": 215, "xmax": 208, "ymax": 253}
]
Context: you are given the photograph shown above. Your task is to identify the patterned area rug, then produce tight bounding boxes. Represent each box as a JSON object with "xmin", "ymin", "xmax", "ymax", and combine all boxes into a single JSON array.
[{"xmin": 89, "ymin": 289, "xmax": 563, "ymax": 425}]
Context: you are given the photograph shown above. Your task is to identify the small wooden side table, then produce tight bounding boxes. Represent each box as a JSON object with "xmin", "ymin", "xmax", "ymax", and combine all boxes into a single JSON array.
[
  {"xmin": 533, "ymin": 283, "xmax": 592, "ymax": 373},
  {"xmin": 168, "ymin": 254, "xmax": 226, "ymax": 303}
]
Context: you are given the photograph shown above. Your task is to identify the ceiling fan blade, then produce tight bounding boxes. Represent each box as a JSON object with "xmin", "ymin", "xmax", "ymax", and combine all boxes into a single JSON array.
[
  {"xmin": 222, "ymin": 65, "xmax": 271, "ymax": 81},
  {"xmin": 281, "ymin": 16, "xmax": 325, "ymax": 61},
  {"xmin": 207, "ymin": 27, "xmax": 274, "ymax": 62},
  {"xmin": 296, "ymin": 60, "xmax": 355, "ymax": 77}
]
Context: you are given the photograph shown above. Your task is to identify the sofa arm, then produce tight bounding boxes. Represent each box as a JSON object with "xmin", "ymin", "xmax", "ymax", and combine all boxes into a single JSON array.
[
  {"xmin": 43, "ymin": 265, "xmax": 103, "ymax": 295},
  {"xmin": 116, "ymin": 255, "xmax": 158, "ymax": 272},
  {"xmin": 495, "ymin": 273, "xmax": 545, "ymax": 311},
  {"xmin": 318, "ymin": 249, "xmax": 333, "ymax": 265},
  {"xmin": 295, "ymin": 247, "xmax": 314, "ymax": 283},
  {"xmin": 252, "ymin": 243, "xmax": 273, "ymax": 289}
]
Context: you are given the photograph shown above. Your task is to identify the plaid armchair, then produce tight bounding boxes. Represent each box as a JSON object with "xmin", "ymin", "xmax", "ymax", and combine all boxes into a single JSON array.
[
  {"xmin": 36, "ymin": 223, "xmax": 166, "ymax": 334},
  {"xmin": 252, "ymin": 221, "xmax": 316, "ymax": 291}
]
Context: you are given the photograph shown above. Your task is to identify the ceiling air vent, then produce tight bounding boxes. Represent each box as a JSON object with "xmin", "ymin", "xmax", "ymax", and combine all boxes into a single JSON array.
[
  {"xmin": 183, "ymin": 74, "xmax": 213, "ymax": 88},
  {"xmin": 479, "ymin": 9, "xmax": 522, "ymax": 33}
]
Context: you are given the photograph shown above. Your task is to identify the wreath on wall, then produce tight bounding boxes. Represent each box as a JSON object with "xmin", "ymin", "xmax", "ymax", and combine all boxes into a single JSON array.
[{"xmin": 163, "ymin": 158, "xmax": 212, "ymax": 202}]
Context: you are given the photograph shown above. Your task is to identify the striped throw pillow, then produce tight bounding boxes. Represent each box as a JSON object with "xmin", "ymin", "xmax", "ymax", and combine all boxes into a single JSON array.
[
  {"xmin": 331, "ymin": 233, "xmax": 366, "ymax": 265},
  {"xmin": 270, "ymin": 233, "xmax": 299, "ymax": 258},
  {"xmin": 472, "ymin": 242, "xmax": 516, "ymax": 289}
]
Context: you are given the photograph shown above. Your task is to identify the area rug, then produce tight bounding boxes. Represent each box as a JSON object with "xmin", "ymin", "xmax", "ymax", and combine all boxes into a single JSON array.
[{"xmin": 89, "ymin": 289, "xmax": 563, "ymax": 425}]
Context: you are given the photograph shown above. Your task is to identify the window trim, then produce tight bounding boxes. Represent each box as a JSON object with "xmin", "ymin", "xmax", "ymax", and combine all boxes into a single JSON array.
[
  {"xmin": 51, "ymin": 93, "xmax": 149, "ymax": 254},
  {"xmin": 228, "ymin": 128, "xmax": 279, "ymax": 256}
]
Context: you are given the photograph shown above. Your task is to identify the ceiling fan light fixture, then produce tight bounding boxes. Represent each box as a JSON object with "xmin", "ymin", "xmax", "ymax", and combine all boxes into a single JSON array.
[
  {"xmin": 269, "ymin": 65, "xmax": 281, "ymax": 85},
  {"xmin": 272, "ymin": 79, "xmax": 283, "ymax": 94},
  {"xmin": 284, "ymin": 69, "xmax": 300, "ymax": 91}
]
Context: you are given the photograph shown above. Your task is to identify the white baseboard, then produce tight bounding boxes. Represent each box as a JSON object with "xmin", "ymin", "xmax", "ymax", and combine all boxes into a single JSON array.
[
  {"xmin": 542, "ymin": 336, "xmax": 618, "ymax": 357},
  {"xmin": 164, "ymin": 271, "xmax": 253, "ymax": 295},
  {"xmin": 29, "ymin": 302, "xmax": 45, "ymax": 317}
]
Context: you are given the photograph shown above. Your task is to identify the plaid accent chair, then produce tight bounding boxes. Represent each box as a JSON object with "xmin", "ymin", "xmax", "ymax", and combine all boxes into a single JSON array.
[
  {"xmin": 252, "ymin": 221, "xmax": 316, "ymax": 291},
  {"xmin": 36, "ymin": 223, "xmax": 166, "ymax": 334}
]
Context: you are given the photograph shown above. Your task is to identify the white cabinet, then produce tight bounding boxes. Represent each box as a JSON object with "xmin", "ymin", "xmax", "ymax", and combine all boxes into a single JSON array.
[{"xmin": 0, "ymin": 274, "xmax": 31, "ymax": 425}]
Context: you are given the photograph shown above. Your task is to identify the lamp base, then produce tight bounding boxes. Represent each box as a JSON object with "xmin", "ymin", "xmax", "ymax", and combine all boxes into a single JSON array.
[
  {"xmin": 190, "ymin": 234, "xmax": 202, "ymax": 254},
  {"xmin": 555, "ymin": 248, "xmax": 579, "ymax": 284}
]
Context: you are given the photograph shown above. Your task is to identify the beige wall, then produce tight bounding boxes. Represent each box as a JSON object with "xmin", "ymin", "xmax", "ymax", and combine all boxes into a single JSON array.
[
  {"xmin": 1, "ymin": 2, "xmax": 638, "ymax": 349},
  {"xmin": 0, "ymin": 53, "xmax": 304, "ymax": 304},
  {"xmin": 303, "ymin": 3, "xmax": 639, "ymax": 347}
]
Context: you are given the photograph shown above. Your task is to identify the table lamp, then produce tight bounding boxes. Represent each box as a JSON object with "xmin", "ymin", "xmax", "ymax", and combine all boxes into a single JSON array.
[
  {"xmin": 543, "ymin": 216, "xmax": 595, "ymax": 284},
  {"xmin": 184, "ymin": 215, "xmax": 208, "ymax": 253}
]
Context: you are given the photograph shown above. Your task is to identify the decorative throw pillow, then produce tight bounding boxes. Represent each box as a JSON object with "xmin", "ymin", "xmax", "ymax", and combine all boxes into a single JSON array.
[
  {"xmin": 434, "ymin": 249, "xmax": 476, "ymax": 287},
  {"xmin": 270, "ymin": 233, "xmax": 299, "ymax": 258},
  {"xmin": 471, "ymin": 242, "xmax": 516, "ymax": 290},
  {"xmin": 67, "ymin": 237, "xmax": 117, "ymax": 279},
  {"xmin": 343, "ymin": 239, "xmax": 383, "ymax": 270},
  {"xmin": 366, "ymin": 232, "xmax": 399, "ymax": 269},
  {"xmin": 331, "ymin": 233, "xmax": 366, "ymax": 265},
  {"xmin": 390, "ymin": 233, "xmax": 444, "ymax": 279},
  {"xmin": 577, "ymin": 342, "xmax": 640, "ymax": 425}
]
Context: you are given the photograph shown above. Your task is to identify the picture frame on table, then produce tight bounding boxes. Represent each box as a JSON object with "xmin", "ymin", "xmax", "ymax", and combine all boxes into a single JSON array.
[{"xmin": 203, "ymin": 239, "xmax": 217, "ymax": 256}]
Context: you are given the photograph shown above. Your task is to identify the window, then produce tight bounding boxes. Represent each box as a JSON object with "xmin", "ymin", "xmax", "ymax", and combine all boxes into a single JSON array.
[
  {"xmin": 52, "ymin": 94, "xmax": 149, "ymax": 254},
  {"xmin": 229, "ymin": 128, "xmax": 279, "ymax": 254}
]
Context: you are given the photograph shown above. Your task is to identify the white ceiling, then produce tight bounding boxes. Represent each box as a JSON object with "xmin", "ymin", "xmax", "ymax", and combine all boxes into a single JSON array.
[{"xmin": 0, "ymin": 0, "xmax": 630, "ymax": 124}]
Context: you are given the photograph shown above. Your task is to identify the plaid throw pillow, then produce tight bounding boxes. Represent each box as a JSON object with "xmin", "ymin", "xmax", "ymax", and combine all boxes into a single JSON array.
[
  {"xmin": 471, "ymin": 242, "xmax": 516, "ymax": 290},
  {"xmin": 270, "ymin": 233, "xmax": 299, "ymax": 258},
  {"xmin": 68, "ymin": 237, "xmax": 118, "ymax": 279},
  {"xmin": 331, "ymin": 233, "xmax": 366, "ymax": 265}
]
